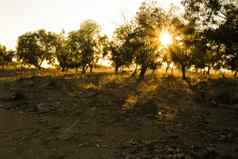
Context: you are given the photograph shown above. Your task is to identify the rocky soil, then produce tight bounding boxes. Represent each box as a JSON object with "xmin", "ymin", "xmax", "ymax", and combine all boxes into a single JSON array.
[{"xmin": 0, "ymin": 72, "xmax": 238, "ymax": 159}]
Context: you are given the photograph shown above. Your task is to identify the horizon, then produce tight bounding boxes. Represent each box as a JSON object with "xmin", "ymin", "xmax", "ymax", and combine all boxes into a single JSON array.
[{"xmin": 0, "ymin": 0, "xmax": 181, "ymax": 49}]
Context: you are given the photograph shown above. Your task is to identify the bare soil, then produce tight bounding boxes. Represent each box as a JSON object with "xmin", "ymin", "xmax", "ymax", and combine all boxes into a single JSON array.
[{"xmin": 0, "ymin": 70, "xmax": 238, "ymax": 159}]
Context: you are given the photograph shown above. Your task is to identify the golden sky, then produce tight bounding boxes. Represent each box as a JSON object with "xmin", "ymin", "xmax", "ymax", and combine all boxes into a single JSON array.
[{"xmin": 0, "ymin": 0, "xmax": 181, "ymax": 49}]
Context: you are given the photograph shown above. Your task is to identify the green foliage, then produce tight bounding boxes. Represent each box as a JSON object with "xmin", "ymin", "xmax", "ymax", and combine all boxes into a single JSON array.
[
  {"xmin": 182, "ymin": 0, "xmax": 237, "ymax": 28},
  {"xmin": 179, "ymin": 0, "xmax": 238, "ymax": 77},
  {"xmin": 170, "ymin": 43, "xmax": 193, "ymax": 79},
  {"xmin": 134, "ymin": 1, "xmax": 167, "ymax": 79},
  {"xmin": 63, "ymin": 20, "xmax": 106, "ymax": 73},
  {"xmin": 166, "ymin": 17, "xmax": 195, "ymax": 79},
  {"xmin": 17, "ymin": 29, "xmax": 58, "ymax": 68},
  {"xmin": 54, "ymin": 32, "xmax": 69, "ymax": 71},
  {"xmin": 217, "ymin": 6, "xmax": 238, "ymax": 73},
  {"xmin": 0, "ymin": 45, "xmax": 7, "ymax": 66},
  {"xmin": 196, "ymin": 1, "xmax": 238, "ymax": 74},
  {"xmin": 0, "ymin": 44, "xmax": 14, "ymax": 69},
  {"xmin": 3, "ymin": 0, "xmax": 238, "ymax": 79},
  {"xmin": 110, "ymin": 23, "xmax": 136, "ymax": 73}
]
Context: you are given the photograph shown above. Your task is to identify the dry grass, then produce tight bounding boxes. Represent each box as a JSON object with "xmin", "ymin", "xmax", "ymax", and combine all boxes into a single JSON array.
[{"xmin": 0, "ymin": 67, "xmax": 238, "ymax": 158}]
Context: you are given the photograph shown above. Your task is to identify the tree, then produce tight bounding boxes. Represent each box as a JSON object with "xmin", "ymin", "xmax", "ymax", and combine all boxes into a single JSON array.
[
  {"xmin": 182, "ymin": 0, "xmax": 237, "ymax": 28},
  {"xmin": 0, "ymin": 45, "xmax": 14, "ymax": 70},
  {"xmin": 194, "ymin": 2, "xmax": 238, "ymax": 76},
  {"xmin": 170, "ymin": 42, "xmax": 193, "ymax": 79},
  {"xmin": 110, "ymin": 23, "xmax": 136, "ymax": 73},
  {"xmin": 79, "ymin": 20, "xmax": 100, "ymax": 73},
  {"xmin": 133, "ymin": 1, "xmax": 166, "ymax": 80},
  {"xmin": 161, "ymin": 17, "xmax": 188, "ymax": 74},
  {"xmin": 54, "ymin": 32, "xmax": 69, "ymax": 71},
  {"xmin": 216, "ymin": 6, "xmax": 238, "ymax": 76},
  {"xmin": 66, "ymin": 20, "xmax": 104, "ymax": 73},
  {"xmin": 91, "ymin": 34, "xmax": 109, "ymax": 72},
  {"xmin": 191, "ymin": 39, "xmax": 210, "ymax": 74},
  {"xmin": 182, "ymin": 0, "xmax": 238, "ymax": 76},
  {"xmin": 0, "ymin": 45, "xmax": 7, "ymax": 69},
  {"xmin": 17, "ymin": 30, "xmax": 58, "ymax": 69},
  {"xmin": 133, "ymin": 28, "xmax": 160, "ymax": 80},
  {"xmin": 109, "ymin": 41, "xmax": 122, "ymax": 73}
]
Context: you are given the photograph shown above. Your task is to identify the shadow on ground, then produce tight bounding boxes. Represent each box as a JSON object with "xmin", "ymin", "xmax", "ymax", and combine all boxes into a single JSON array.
[{"xmin": 0, "ymin": 72, "xmax": 238, "ymax": 159}]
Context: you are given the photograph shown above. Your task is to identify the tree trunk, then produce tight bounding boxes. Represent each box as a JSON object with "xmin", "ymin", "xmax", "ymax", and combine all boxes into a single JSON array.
[
  {"xmin": 82, "ymin": 66, "xmax": 86, "ymax": 74},
  {"xmin": 115, "ymin": 65, "xmax": 119, "ymax": 74},
  {"xmin": 207, "ymin": 66, "xmax": 211, "ymax": 76},
  {"xmin": 181, "ymin": 65, "xmax": 186, "ymax": 80},
  {"xmin": 131, "ymin": 65, "xmax": 138, "ymax": 77},
  {"xmin": 202, "ymin": 69, "xmax": 206, "ymax": 76},
  {"xmin": 90, "ymin": 64, "xmax": 93, "ymax": 73},
  {"xmin": 234, "ymin": 71, "xmax": 238, "ymax": 78},
  {"xmin": 195, "ymin": 68, "xmax": 198, "ymax": 73},
  {"xmin": 171, "ymin": 66, "xmax": 174, "ymax": 75},
  {"xmin": 222, "ymin": 73, "xmax": 225, "ymax": 79},
  {"xmin": 165, "ymin": 63, "xmax": 170, "ymax": 73},
  {"xmin": 37, "ymin": 65, "xmax": 42, "ymax": 71},
  {"xmin": 139, "ymin": 65, "xmax": 147, "ymax": 80},
  {"xmin": 152, "ymin": 69, "xmax": 156, "ymax": 75},
  {"xmin": 152, "ymin": 64, "xmax": 157, "ymax": 75}
]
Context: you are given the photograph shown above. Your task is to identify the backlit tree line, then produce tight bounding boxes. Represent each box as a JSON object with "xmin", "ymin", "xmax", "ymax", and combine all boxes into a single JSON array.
[{"xmin": 0, "ymin": 0, "xmax": 237, "ymax": 79}]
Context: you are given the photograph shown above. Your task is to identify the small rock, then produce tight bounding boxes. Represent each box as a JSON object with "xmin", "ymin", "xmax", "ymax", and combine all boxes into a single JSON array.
[
  {"xmin": 167, "ymin": 148, "xmax": 174, "ymax": 154},
  {"xmin": 128, "ymin": 138, "xmax": 137, "ymax": 145},
  {"xmin": 218, "ymin": 135, "xmax": 227, "ymax": 142},
  {"xmin": 0, "ymin": 104, "xmax": 5, "ymax": 108},
  {"xmin": 78, "ymin": 143, "xmax": 88, "ymax": 148},
  {"xmin": 96, "ymin": 143, "xmax": 100, "ymax": 148},
  {"xmin": 91, "ymin": 107, "xmax": 97, "ymax": 111},
  {"xmin": 11, "ymin": 91, "xmax": 25, "ymax": 101},
  {"xmin": 204, "ymin": 145, "xmax": 217, "ymax": 158},
  {"xmin": 57, "ymin": 134, "xmax": 73, "ymax": 141},
  {"xmin": 36, "ymin": 103, "xmax": 51, "ymax": 113}
]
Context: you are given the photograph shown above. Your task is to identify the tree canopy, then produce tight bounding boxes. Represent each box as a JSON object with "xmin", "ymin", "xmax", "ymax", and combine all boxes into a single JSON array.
[
  {"xmin": 1, "ymin": 0, "xmax": 237, "ymax": 79},
  {"xmin": 16, "ymin": 30, "xmax": 58, "ymax": 68}
]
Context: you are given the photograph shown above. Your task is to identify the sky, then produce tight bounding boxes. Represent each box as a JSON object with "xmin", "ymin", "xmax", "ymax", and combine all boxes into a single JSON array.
[{"xmin": 0, "ymin": 0, "xmax": 181, "ymax": 49}]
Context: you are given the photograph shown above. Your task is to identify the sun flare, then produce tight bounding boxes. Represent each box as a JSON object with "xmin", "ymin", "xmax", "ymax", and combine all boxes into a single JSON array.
[{"xmin": 160, "ymin": 32, "xmax": 173, "ymax": 46}]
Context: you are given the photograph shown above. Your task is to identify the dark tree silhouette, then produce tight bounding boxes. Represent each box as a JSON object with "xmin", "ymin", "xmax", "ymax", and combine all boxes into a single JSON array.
[
  {"xmin": 0, "ymin": 45, "xmax": 14, "ymax": 70},
  {"xmin": 17, "ymin": 30, "xmax": 58, "ymax": 69}
]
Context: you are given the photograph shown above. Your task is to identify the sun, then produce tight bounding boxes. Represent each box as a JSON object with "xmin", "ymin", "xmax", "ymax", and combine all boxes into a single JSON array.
[{"xmin": 160, "ymin": 31, "xmax": 173, "ymax": 46}]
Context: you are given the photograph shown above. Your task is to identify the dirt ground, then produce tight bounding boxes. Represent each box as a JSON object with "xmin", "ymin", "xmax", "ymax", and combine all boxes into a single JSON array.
[{"xmin": 0, "ymin": 70, "xmax": 238, "ymax": 159}]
